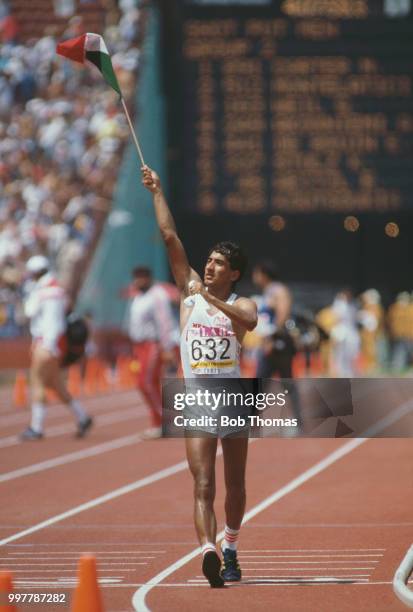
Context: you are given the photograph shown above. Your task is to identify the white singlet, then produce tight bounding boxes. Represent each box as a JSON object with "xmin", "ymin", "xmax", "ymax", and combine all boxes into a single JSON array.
[{"xmin": 180, "ymin": 292, "xmax": 241, "ymax": 378}]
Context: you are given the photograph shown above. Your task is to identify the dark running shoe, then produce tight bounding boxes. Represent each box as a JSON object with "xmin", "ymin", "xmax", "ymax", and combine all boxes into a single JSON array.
[
  {"xmin": 202, "ymin": 551, "xmax": 225, "ymax": 588},
  {"xmin": 20, "ymin": 427, "xmax": 43, "ymax": 441},
  {"xmin": 220, "ymin": 547, "xmax": 242, "ymax": 582},
  {"xmin": 76, "ymin": 416, "xmax": 93, "ymax": 438}
]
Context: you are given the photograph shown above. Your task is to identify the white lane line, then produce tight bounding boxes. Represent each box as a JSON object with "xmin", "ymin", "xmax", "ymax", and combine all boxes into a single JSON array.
[
  {"xmin": 132, "ymin": 396, "xmax": 413, "ymax": 612},
  {"xmin": 7, "ymin": 551, "xmax": 166, "ymax": 555},
  {"xmin": 0, "ymin": 440, "xmax": 234, "ymax": 547},
  {"xmin": 240, "ymin": 549, "xmax": 386, "ymax": 552},
  {"xmin": 238, "ymin": 554, "xmax": 383, "ymax": 558},
  {"xmin": 241, "ymin": 560, "xmax": 379, "ymax": 564},
  {"xmin": 238, "ymin": 565, "xmax": 376, "ymax": 572},
  {"xmin": 239, "ymin": 567, "xmax": 377, "ymax": 571},
  {"xmin": 133, "ymin": 441, "xmax": 366, "ymax": 610},
  {"xmin": 65, "ymin": 579, "xmax": 123, "ymax": 585},
  {"xmin": 0, "ymin": 524, "xmax": 179, "ymax": 532},
  {"xmin": 1, "ymin": 524, "xmax": 191, "ymax": 528},
  {"xmin": 0, "ymin": 451, "xmax": 202, "ymax": 546},
  {"xmin": 239, "ymin": 575, "xmax": 373, "ymax": 579},
  {"xmin": 0, "ymin": 562, "xmax": 151, "ymax": 566},
  {"xmin": 5, "ymin": 544, "xmax": 169, "ymax": 548},
  {"xmin": 0, "ymin": 406, "xmax": 144, "ymax": 449},
  {"xmin": 0, "ymin": 562, "xmax": 376, "ymax": 568},
  {"xmin": 188, "ymin": 575, "xmax": 368, "ymax": 584},
  {"xmin": 2, "ymin": 569, "xmax": 146, "ymax": 573},
  {"xmin": 240, "ymin": 561, "xmax": 379, "ymax": 564},
  {"xmin": 0, "ymin": 438, "xmax": 239, "ymax": 548},
  {"xmin": 393, "ymin": 543, "xmax": 413, "ymax": 608},
  {"xmin": 0, "ymin": 433, "xmax": 143, "ymax": 483},
  {"xmin": 129, "ymin": 581, "xmax": 410, "ymax": 588},
  {"xmin": 0, "ymin": 391, "xmax": 141, "ymax": 428},
  {"xmin": 194, "ymin": 574, "xmax": 373, "ymax": 578},
  {"xmin": 3, "ymin": 556, "xmax": 156, "ymax": 560},
  {"xmin": 9, "ymin": 580, "xmax": 403, "ymax": 588},
  {"xmin": 248, "ymin": 522, "xmax": 413, "ymax": 528},
  {"xmin": 14, "ymin": 579, "xmax": 123, "ymax": 585}
]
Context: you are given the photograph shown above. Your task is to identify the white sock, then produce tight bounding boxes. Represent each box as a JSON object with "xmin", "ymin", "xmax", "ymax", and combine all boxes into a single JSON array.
[
  {"xmin": 31, "ymin": 402, "xmax": 46, "ymax": 433},
  {"xmin": 68, "ymin": 399, "xmax": 87, "ymax": 422},
  {"xmin": 201, "ymin": 542, "xmax": 216, "ymax": 557},
  {"xmin": 222, "ymin": 525, "xmax": 240, "ymax": 551}
]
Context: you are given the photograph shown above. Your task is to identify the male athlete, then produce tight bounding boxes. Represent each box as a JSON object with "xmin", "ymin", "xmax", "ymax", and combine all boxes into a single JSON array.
[
  {"xmin": 21, "ymin": 255, "xmax": 93, "ymax": 440},
  {"xmin": 142, "ymin": 166, "xmax": 257, "ymax": 587},
  {"xmin": 252, "ymin": 260, "xmax": 294, "ymax": 378}
]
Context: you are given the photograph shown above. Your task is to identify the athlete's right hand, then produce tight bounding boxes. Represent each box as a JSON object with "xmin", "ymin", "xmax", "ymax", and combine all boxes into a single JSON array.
[
  {"xmin": 188, "ymin": 280, "xmax": 210, "ymax": 302},
  {"xmin": 141, "ymin": 165, "xmax": 161, "ymax": 193}
]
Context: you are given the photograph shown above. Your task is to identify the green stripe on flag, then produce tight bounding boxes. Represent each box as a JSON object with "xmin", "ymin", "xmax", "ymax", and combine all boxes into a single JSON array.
[{"xmin": 86, "ymin": 50, "xmax": 121, "ymax": 95}]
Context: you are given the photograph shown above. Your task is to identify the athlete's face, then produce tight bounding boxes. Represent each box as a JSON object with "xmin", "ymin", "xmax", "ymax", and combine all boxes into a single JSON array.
[
  {"xmin": 204, "ymin": 251, "xmax": 240, "ymax": 289},
  {"xmin": 133, "ymin": 275, "xmax": 151, "ymax": 292}
]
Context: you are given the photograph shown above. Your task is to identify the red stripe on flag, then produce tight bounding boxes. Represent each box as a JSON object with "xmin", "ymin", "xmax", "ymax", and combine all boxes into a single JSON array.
[{"xmin": 56, "ymin": 34, "xmax": 87, "ymax": 64}]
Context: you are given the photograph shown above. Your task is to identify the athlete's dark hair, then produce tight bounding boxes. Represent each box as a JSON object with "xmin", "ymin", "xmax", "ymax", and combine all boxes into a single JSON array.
[
  {"xmin": 132, "ymin": 266, "xmax": 152, "ymax": 278},
  {"xmin": 208, "ymin": 241, "xmax": 248, "ymax": 284},
  {"xmin": 254, "ymin": 260, "xmax": 279, "ymax": 281}
]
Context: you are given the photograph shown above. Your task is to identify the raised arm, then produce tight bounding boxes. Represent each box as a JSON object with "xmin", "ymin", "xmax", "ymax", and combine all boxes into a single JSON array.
[{"xmin": 141, "ymin": 166, "xmax": 200, "ymax": 293}]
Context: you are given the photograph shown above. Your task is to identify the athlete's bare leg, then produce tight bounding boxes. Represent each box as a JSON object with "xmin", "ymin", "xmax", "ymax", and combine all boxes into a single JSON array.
[
  {"xmin": 31, "ymin": 348, "xmax": 72, "ymax": 404},
  {"xmin": 30, "ymin": 350, "xmax": 48, "ymax": 405},
  {"xmin": 185, "ymin": 436, "xmax": 218, "ymax": 545},
  {"xmin": 49, "ymin": 370, "xmax": 74, "ymax": 404},
  {"xmin": 221, "ymin": 437, "xmax": 248, "ymax": 530},
  {"xmin": 25, "ymin": 347, "xmax": 90, "ymax": 439}
]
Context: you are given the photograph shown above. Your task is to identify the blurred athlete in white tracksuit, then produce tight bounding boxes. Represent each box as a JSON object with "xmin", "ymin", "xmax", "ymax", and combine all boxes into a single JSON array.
[{"xmin": 21, "ymin": 255, "xmax": 92, "ymax": 440}]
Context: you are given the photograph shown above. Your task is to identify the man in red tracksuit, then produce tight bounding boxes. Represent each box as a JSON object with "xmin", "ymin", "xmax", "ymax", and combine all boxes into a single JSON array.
[{"xmin": 128, "ymin": 266, "xmax": 178, "ymax": 438}]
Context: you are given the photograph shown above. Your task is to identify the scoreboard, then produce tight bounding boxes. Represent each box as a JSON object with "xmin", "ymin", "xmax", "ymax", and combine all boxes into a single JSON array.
[{"xmin": 161, "ymin": 0, "xmax": 413, "ymax": 215}]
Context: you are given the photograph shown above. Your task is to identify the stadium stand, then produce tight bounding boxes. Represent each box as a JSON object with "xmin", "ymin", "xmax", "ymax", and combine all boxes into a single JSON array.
[{"xmin": 0, "ymin": 0, "xmax": 146, "ymax": 337}]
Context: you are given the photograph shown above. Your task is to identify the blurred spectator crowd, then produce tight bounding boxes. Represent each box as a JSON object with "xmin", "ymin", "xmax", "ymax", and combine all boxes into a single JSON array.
[
  {"xmin": 0, "ymin": 0, "xmax": 144, "ymax": 337},
  {"xmin": 243, "ymin": 288, "xmax": 413, "ymax": 378},
  {"xmin": 314, "ymin": 289, "xmax": 413, "ymax": 376}
]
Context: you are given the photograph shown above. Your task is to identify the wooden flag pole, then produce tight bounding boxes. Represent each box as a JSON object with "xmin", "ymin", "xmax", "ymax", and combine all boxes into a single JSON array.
[{"xmin": 121, "ymin": 98, "xmax": 145, "ymax": 167}]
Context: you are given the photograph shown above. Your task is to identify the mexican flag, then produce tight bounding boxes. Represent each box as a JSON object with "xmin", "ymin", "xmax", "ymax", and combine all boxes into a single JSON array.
[{"xmin": 56, "ymin": 33, "xmax": 121, "ymax": 96}]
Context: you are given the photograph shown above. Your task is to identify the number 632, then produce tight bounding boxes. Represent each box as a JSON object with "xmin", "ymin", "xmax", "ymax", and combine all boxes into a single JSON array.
[{"xmin": 191, "ymin": 338, "xmax": 230, "ymax": 361}]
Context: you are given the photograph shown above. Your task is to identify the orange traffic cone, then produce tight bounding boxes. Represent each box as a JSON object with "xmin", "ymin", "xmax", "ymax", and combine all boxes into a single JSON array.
[
  {"xmin": 13, "ymin": 371, "xmax": 27, "ymax": 409},
  {"xmin": 71, "ymin": 555, "xmax": 103, "ymax": 612},
  {"xmin": 0, "ymin": 570, "xmax": 17, "ymax": 611}
]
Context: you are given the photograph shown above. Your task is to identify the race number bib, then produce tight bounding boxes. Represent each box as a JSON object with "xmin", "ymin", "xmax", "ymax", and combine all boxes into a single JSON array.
[{"xmin": 187, "ymin": 329, "xmax": 238, "ymax": 375}]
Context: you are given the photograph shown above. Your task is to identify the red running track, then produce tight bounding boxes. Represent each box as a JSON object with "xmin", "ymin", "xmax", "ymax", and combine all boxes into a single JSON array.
[{"xmin": 0, "ymin": 388, "xmax": 412, "ymax": 612}]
